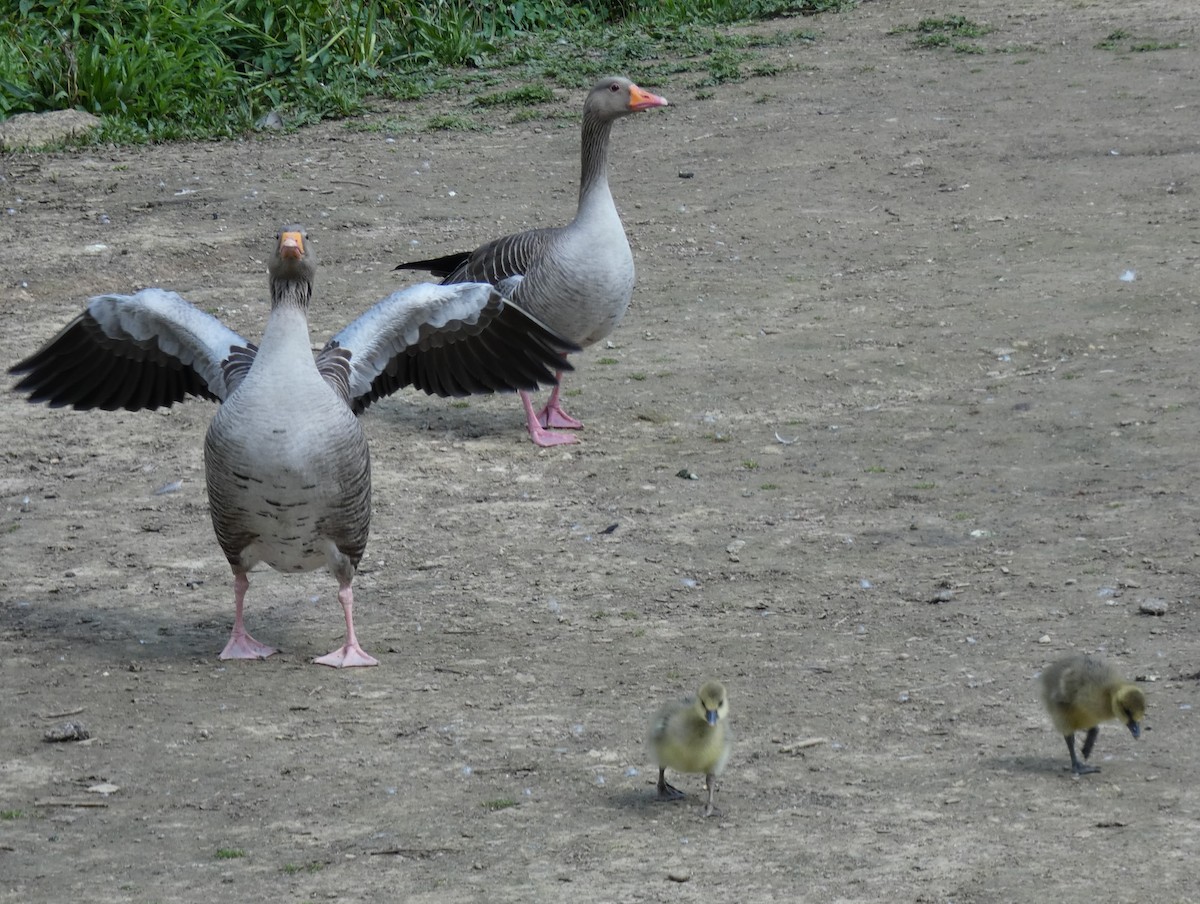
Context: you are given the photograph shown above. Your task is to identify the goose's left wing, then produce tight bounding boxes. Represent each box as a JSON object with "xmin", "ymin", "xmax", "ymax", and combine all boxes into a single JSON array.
[{"xmin": 320, "ymin": 282, "xmax": 578, "ymax": 414}]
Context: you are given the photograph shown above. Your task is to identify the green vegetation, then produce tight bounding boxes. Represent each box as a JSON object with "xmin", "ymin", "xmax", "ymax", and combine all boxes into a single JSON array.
[
  {"xmin": 281, "ymin": 861, "xmax": 324, "ymax": 874},
  {"xmin": 215, "ymin": 848, "xmax": 246, "ymax": 860},
  {"xmin": 0, "ymin": 0, "xmax": 852, "ymax": 142},
  {"xmin": 0, "ymin": 809, "xmax": 23, "ymax": 819},
  {"xmin": 482, "ymin": 798, "xmax": 518, "ymax": 811},
  {"xmin": 894, "ymin": 15, "xmax": 994, "ymax": 53},
  {"xmin": 1096, "ymin": 29, "xmax": 1183, "ymax": 52}
]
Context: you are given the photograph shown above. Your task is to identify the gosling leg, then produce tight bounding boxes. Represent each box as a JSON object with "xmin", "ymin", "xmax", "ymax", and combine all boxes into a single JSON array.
[
  {"xmin": 1080, "ymin": 726, "xmax": 1100, "ymax": 760},
  {"xmin": 702, "ymin": 772, "xmax": 721, "ymax": 818},
  {"xmin": 655, "ymin": 767, "xmax": 686, "ymax": 802},
  {"xmin": 1066, "ymin": 733, "xmax": 1100, "ymax": 775}
]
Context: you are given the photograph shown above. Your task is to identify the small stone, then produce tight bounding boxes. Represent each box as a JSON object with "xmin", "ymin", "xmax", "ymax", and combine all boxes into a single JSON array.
[
  {"xmin": 1138, "ymin": 598, "xmax": 1168, "ymax": 616},
  {"xmin": 930, "ymin": 589, "xmax": 955, "ymax": 604},
  {"xmin": 87, "ymin": 782, "xmax": 119, "ymax": 795},
  {"xmin": 1037, "ymin": 634, "xmax": 1051, "ymax": 644},
  {"xmin": 676, "ymin": 468, "xmax": 699, "ymax": 480},
  {"xmin": 667, "ymin": 871, "xmax": 691, "ymax": 883},
  {"xmin": 43, "ymin": 721, "xmax": 89, "ymax": 742}
]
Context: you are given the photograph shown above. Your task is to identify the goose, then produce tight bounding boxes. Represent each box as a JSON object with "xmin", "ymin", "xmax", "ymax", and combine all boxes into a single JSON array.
[
  {"xmin": 10, "ymin": 225, "xmax": 577, "ymax": 667},
  {"xmin": 650, "ymin": 680, "xmax": 731, "ymax": 817},
  {"xmin": 395, "ymin": 76, "xmax": 668, "ymax": 447},
  {"xmin": 1039, "ymin": 654, "xmax": 1146, "ymax": 775}
]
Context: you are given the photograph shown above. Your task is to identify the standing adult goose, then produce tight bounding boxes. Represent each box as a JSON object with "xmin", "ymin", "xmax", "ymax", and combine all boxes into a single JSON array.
[
  {"xmin": 395, "ymin": 76, "xmax": 668, "ymax": 447},
  {"xmin": 11, "ymin": 225, "xmax": 577, "ymax": 667}
]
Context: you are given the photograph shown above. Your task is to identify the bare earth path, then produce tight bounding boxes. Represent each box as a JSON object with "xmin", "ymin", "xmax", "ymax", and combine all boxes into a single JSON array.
[{"xmin": 2, "ymin": 1, "xmax": 1198, "ymax": 901}]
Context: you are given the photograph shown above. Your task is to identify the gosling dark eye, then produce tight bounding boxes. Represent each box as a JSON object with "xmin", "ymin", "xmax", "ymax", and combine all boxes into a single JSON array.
[{"xmin": 609, "ymin": 83, "xmax": 619, "ymax": 92}]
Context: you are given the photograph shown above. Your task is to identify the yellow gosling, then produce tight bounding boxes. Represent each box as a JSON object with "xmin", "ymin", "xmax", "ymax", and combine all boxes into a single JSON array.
[
  {"xmin": 1040, "ymin": 654, "xmax": 1146, "ymax": 775},
  {"xmin": 650, "ymin": 681, "xmax": 732, "ymax": 817}
]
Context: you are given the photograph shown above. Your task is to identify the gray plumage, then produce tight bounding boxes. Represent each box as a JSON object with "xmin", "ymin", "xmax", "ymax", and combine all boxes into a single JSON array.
[
  {"xmin": 11, "ymin": 225, "xmax": 577, "ymax": 666},
  {"xmin": 397, "ymin": 76, "xmax": 669, "ymax": 446}
]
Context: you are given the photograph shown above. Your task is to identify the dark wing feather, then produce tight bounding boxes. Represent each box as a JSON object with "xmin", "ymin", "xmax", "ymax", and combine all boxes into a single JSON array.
[
  {"xmin": 395, "ymin": 228, "xmax": 558, "ymax": 287},
  {"xmin": 10, "ymin": 289, "xmax": 251, "ymax": 410},
  {"xmin": 322, "ymin": 282, "xmax": 578, "ymax": 415}
]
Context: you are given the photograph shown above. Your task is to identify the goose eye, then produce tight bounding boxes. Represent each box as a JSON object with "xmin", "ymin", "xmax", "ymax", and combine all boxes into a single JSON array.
[{"xmin": 609, "ymin": 83, "xmax": 620, "ymax": 92}]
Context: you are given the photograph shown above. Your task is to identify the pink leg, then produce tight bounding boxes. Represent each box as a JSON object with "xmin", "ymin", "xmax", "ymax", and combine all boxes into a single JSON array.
[
  {"xmin": 313, "ymin": 583, "xmax": 378, "ymax": 668},
  {"xmin": 536, "ymin": 372, "xmax": 583, "ymax": 430},
  {"xmin": 521, "ymin": 389, "xmax": 578, "ymax": 447},
  {"xmin": 219, "ymin": 572, "xmax": 278, "ymax": 660}
]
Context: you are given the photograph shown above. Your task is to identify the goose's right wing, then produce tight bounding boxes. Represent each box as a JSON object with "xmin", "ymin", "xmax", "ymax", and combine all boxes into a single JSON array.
[
  {"xmin": 322, "ymin": 281, "xmax": 579, "ymax": 414},
  {"xmin": 10, "ymin": 288, "xmax": 251, "ymax": 410}
]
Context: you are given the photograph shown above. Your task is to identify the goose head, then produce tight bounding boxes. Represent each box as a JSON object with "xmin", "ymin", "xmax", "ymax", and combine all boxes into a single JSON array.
[
  {"xmin": 269, "ymin": 225, "xmax": 317, "ymax": 306},
  {"xmin": 586, "ymin": 76, "xmax": 668, "ymax": 121}
]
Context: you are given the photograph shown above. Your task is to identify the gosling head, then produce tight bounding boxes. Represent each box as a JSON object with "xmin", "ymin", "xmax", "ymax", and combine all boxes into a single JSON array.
[
  {"xmin": 1114, "ymin": 685, "xmax": 1146, "ymax": 739},
  {"xmin": 695, "ymin": 681, "xmax": 729, "ymax": 727}
]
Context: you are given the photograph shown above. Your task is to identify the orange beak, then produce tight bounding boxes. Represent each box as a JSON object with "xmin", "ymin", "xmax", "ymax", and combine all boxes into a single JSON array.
[
  {"xmin": 278, "ymin": 230, "xmax": 305, "ymax": 260},
  {"xmin": 628, "ymin": 83, "xmax": 669, "ymax": 112}
]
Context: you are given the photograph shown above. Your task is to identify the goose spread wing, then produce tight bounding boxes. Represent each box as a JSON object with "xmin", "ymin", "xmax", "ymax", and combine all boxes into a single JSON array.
[
  {"xmin": 321, "ymin": 281, "xmax": 579, "ymax": 414},
  {"xmin": 9, "ymin": 288, "xmax": 250, "ymax": 410}
]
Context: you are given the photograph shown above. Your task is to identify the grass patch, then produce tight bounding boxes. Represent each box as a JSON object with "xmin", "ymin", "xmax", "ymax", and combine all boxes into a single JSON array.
[
  {"xmin": 474, "ymin": 84, "xmax": 556, "ymax": 107},
  {"xmin": 596, "ymin": 357, "xmax": 619, "ymax": 365},
  {"xmin": 343, "ymin": 117, "xmax": 410, "ymax": 134},
  {"xmin": 281, "ymin": 862, "xmax": 323, "ymax": 874},
  {"xmin": 425, "ymin": 112, "xmax": 485, "ymax": 132},
  {"xmin": 898, "ymin": 15, "xmax": 994, "ymax": 53},
  {"xmin": 483, "ymin": 798, "xmax": 518, "ymax": 811},
  {"xmin": 215, "ymin": 848, "xmax": 246, "ymax": 860},
  {"xmin": 1095, "ymin": 29, "xmax": 1182, "ymax": 52},
  {"xmin": 1130, "ymin": 40, "xmax": 1182, "ymax": 52},
  {"xmin": 0, "ymin": 809, "xmax": 23, "ymax": 819},
  {"xmin": 0, "ymin": 0, "xmax": 847, "ymax": 142}
]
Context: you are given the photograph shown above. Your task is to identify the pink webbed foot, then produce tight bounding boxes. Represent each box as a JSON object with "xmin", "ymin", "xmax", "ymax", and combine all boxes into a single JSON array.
[
  {"xmin": 530, "ymin": 423, "xmax": 579, "ymax": 447},
  {"xmin": 522, "ymin": 389, "xmax": 579, "ymax": 447},
  {"xmin": 537, "ymin": 402, "xmax": 583, "ymax": 430},
  {"xmin": 220, "ymin": 573, "xmax": 277, "ymax": 660},
  {"xmin": 314, "ymin": 583, "xmax": 377, "ymax": 667},
  {"xmin": 313, "ymin": 643, "xmax": 378, "ymax": 668},
  {"xmin": 219, "ymin": 630, "xmax": 278, "ymax": 661},
  {"xmin": 536, "ymin": 372, "xmax": 583, "ymax": 430}
]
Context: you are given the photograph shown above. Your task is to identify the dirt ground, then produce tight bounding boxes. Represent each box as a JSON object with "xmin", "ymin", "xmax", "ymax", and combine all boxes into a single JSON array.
[{"xmin": 2, "ymin": 0, "xmax": 1199, "ymax": 900}]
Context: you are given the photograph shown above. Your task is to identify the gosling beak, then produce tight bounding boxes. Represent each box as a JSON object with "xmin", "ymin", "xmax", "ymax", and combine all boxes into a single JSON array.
[
  {"xmin": 278, "ymin": 231, "xmax": 305, "ymax": 260},
  {"xmin": 706, "ymin": 709, "xmax": 719, "ymax": 726},
  {"xmin": 1127, "ymin": 720, "xmax": 1141, "ymax": 739}
]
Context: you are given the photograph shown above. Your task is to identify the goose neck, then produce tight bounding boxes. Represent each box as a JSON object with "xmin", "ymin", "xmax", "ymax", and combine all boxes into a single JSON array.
[{"xmin": 578, "ymin": 113, "xmax": 615, "ymax": 207}]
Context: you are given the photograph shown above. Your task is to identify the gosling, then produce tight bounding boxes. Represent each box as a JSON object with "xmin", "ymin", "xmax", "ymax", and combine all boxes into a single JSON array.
[
  {"xmin": 650, "ymin": 681, "xmax": 731, "ymax": 817},
  {"xmin": 1040, "ymin": 654, "xmax": 1146, "ymax": 775}
]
